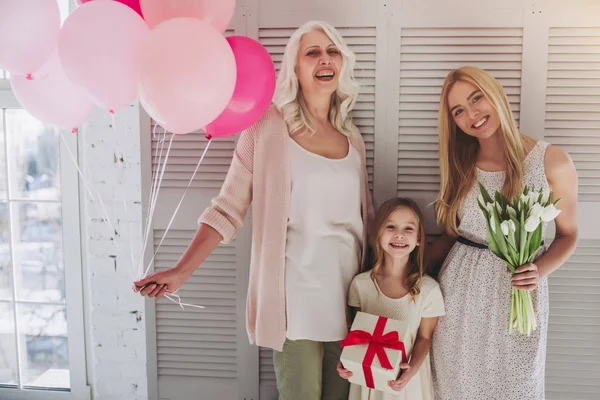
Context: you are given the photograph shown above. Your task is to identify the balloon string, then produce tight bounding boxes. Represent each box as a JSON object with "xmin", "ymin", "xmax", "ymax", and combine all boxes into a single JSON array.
[
  {"xmin": 165, "ymin": 291, "xmax": 205, "ymax": 310},
  {"xmin": 139, "ymin": 129, "xmax": 164, "ymax": 278},
  {"xmin": 143, "ymin": 123, "xmax": 164, "ymax": 248},
  {"xmin": 60, "ymin": 130, "xmax": 98, "ymax": 209},
  {"xmin": 138, "ymin": 132, "xmax": 210, "ymax": 311},
  {"xmin": 61, "ymin": 128, "xmax": 131, "ymax": 280},
  {"xmin": 138, "ymin": 128, "xmax": 168, "ymax": 279},
  {"xmin": 137, "ymin": 131, "xmax": 173, "ymax": 279},
  {"xmin": 143, "ymin": 137, "xmax": 212, "ymax": 278},
  {"xmin": 134, "ymin": 128, "xmax": 207, "ymax": 311},
  {"xmin": 138, "ymin": 128, "xmax": 166, "ymax": 279}
]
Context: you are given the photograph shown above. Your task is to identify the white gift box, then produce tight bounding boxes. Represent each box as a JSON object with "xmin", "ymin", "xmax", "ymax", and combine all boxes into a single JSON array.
[{"xmin": 340, "ymin": 311, "xmax": 407, "ymax": 394}]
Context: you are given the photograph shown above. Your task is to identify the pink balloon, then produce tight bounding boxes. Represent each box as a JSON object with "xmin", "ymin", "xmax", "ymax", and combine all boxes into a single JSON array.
[
  {"xmin": 76, "ymin": 0, "xmax": 143, "ymax": 18},
  {"xmin": 11, "ymin": 51, "xmax": 95, "ymax": 130},
  {"xmin": 0, "ymin": 0, "xmax": 60, "ymax": 75},
  {"xmin": 138, "ymin": 18, "xmax": 236, "ymax": 134},
  {"xmin": 140, "ymin": 0, "xmax": 235, "ymax": 33},
  {"xmin": 59, "ymin": 0, "xmax": 149, "ymax": 111},
  {"xmin": 205, "ymin": 37, "xmax": 276, "ymax": 138}
]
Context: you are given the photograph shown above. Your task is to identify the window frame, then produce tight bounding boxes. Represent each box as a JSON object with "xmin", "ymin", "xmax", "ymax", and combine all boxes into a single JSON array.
[{"xmin": 0, "ymin": 11, "xmax": 89, "ymax": 400}]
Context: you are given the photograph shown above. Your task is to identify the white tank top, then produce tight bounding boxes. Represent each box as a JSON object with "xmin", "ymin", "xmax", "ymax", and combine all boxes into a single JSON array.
[{"xmin": 285, "ymin": 136, "xmax": 364, "ymax": 342}]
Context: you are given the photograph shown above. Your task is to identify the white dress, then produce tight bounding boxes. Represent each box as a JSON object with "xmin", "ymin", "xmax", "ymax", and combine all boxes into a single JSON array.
[
  {"xmin": 431, "ymin": 141, "xmax": 551, "ymax": 400},
  {"xmin": 347, "ymin": 272, "xmax": 445, "ymax": 400}
]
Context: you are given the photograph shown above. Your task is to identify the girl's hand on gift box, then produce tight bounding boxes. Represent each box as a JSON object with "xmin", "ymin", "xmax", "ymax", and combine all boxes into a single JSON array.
[
  {"xmin": 389, "ymin": 363, "xmax": 415, "ymax": 392},
  {"xmin": 336, "ymin": 361, "xmax": 353, "ymax": 380}
]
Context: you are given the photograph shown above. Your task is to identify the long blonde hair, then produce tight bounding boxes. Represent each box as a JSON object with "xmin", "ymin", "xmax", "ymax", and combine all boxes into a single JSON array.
[
  {"xmin": 273, "ymin": 21, "xmax": 359, "ymax": 137},
  {"xmin": 435, "ymin": 66, "xmax": 527, "ymax": 235},
  {"xmin": 368, "ymin": 198, "xmax": 426, "ymax": 298}
]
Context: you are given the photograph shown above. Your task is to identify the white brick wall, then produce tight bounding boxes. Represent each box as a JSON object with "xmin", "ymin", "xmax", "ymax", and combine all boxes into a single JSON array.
[{"xmin": 80, "ymin": 104, "xmax": 148, "ymax": 400}]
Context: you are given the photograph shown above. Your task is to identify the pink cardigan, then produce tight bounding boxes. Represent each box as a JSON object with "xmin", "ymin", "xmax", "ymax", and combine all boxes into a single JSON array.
[{"xmin": 199, "ymin": 105, "xmax": 374, "ymax": 351}]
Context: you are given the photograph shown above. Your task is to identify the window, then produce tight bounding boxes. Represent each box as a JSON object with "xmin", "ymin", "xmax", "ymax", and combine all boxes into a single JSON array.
[{"xmin": 0, "ymin": 1, "xmax": 87, "ymax": 399}]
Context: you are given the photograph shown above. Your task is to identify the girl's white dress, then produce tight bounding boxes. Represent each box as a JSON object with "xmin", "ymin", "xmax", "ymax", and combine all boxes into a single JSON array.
[{"xmin": 347, "ymin": 272, "xmax": 445, "ymax": 400}]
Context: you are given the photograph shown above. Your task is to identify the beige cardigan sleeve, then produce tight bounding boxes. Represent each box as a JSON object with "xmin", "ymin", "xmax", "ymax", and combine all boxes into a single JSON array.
[{"xmin": 197, "ymin": 125, "xmax": 256, "ymax": 244}]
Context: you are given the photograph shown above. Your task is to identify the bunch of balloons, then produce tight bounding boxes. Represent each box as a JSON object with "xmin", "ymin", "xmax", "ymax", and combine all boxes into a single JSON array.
[{"xmin": 0, "ymin": 0, "xmax": 276, "ymax": 138}]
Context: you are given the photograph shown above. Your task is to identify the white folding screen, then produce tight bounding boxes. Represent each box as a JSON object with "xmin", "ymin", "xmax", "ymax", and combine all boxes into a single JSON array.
[{"xmin": 142, "ymin": 1, "xmax": 600, "ymax": 399}]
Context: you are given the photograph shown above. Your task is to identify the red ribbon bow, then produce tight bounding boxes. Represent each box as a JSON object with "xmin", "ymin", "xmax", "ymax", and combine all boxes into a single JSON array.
[{"xmin": 341, "ymin": 316, "xmax": 407, "ymax": 389}]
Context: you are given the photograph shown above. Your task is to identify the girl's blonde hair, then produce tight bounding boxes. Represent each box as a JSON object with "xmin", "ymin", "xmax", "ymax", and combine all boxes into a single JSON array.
[
  {"xmin": 368, "ymin": 198, "xmax": 426, "ymax": 298},
  {"xmin": 435, "ymin": 66, "xmax": 528, "ymax": 235},
  {"xmin": 273, "ymin": 20, "xmax": 359, "ymax": 137}
]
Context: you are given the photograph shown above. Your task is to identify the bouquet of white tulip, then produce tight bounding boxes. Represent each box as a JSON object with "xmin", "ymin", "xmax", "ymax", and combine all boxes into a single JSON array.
[{"xmin": 477, "ymin": 183, "xmax": 561, "ymax": 335}]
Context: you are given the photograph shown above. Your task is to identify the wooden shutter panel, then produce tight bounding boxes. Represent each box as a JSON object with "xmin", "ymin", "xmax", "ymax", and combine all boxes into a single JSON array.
[{"xmin": 397, "ymin": 28, "xmax": 524, "ymax": 223}]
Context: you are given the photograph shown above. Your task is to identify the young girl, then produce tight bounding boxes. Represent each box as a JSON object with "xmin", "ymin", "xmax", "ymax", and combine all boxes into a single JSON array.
[{"xmin": 337, "ymin": 198, "xmax": 445, "ymax": 400}]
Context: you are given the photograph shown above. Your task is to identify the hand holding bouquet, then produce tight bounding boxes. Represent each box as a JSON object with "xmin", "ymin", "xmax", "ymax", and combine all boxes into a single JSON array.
[{"xmin": 477, "ymin": 183, "xmax": 561, "ymax": 335}]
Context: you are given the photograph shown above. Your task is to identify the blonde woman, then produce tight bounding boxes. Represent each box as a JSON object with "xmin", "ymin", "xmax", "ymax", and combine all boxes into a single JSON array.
[
  {"xmin": 135, "ymin": 21, "xmax": 373, "ymax": 400},
  {"xmin": 428, "ymin": 66, "xmax": 578, "ymax": 399}
]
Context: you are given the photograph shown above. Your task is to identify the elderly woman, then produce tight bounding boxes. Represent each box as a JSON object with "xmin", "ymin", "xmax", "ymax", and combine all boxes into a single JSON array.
[{"xmin": 135, "ymin": 20, "xmax": 373, "ymax": 400}]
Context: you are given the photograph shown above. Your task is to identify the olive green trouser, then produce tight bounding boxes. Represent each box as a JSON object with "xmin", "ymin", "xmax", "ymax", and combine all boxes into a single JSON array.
[{"xmin": 273, "ymin": 338, "xmax": 350, "ymax": 400}]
